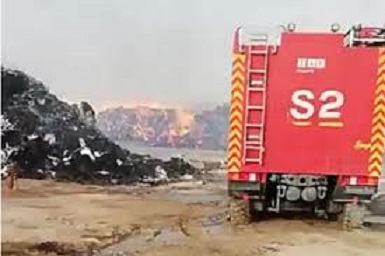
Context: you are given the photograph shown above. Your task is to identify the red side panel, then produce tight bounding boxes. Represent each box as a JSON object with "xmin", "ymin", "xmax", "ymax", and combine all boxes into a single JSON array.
[{"xmin": 241, "ymin": 32, "xmax": 381, "ymax": 177}]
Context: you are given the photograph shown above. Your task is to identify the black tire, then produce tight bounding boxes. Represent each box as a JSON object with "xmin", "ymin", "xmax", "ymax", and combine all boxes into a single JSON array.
[
  {"xmin": 326, "ymin": 202, "xmax": 344, "ymax": 222},
  {"xmin": 229, "ymin": 198, "xmax": 251, "ymax": 226},
  {"xmin": 368, "ymin": 194, "xmax": 385, "ymax": 216},
  {"xmin": 249, "ymin": 200, "xmax": 264, "ymax": 222},
  {"xmin": 327, "ymin": 213, "xmax": 341, "ymax": 222}
]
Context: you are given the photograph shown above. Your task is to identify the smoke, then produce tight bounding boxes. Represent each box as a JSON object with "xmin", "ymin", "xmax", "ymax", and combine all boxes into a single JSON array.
[{"xmin": 2, "ymin": 0, "xmax": 385, "ymax": 110}]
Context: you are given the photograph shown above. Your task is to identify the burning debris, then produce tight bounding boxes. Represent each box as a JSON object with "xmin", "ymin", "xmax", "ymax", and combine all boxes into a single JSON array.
[
  {"xmin": 1, "ymin": 67, "xmax": 197, "ymax": 185},
  {"xmin": 96, "ymin": 104, "xmax": 229, "ymax": 150}
]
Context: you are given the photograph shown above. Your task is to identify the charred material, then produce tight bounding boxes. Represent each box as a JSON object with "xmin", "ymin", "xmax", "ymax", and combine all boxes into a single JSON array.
[
  {"xmin": 96, "ymin": 104, "xmax": 229, "ymax": 150},
  {"xmin": 1, "ymin": 67, "xmax": 197, "ymax": 184}
]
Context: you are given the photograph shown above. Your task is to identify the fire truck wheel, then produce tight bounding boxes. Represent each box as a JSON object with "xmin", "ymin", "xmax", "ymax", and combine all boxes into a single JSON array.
[
  {"xmin": 229, "ymin": 198, "xmax": 251, "ymax": 226},
  {"xmin": 327, "ymin": 213, "xmax": 341, "ymax": 222},
  {"xmin": 342, "ymin": 203, "xmax": 366, "ymax": 230},
  {"xmin": 326, "ymin": 202, "xmax": 344, "ymax": 221},
  {"xmin": 368, "ymin": 193, "xmax": 385, "ymax": 216}
]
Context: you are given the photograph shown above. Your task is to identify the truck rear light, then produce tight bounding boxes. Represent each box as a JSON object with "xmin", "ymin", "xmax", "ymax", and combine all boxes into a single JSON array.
[
  {"xmin": 239, "ymin": 172, "xmax": 249, "ymax": 181},
  {"xmin": 228, "ymin": 172, "xmax": 259, "ymax": 182},
  {"xmin": 339, "ymin": 176, "xmax": 378, "ymax": 186},
  {"xmin": 349, "ymin": 176, "xmax": 357, "ymax": 185},
  {"xmin": 228, "ymin": 172, "xmax": 239, "ymax": 181}
]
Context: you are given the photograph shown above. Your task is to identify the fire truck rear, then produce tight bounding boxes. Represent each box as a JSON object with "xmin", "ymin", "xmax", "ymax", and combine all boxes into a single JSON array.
[{"xmin": 226, "ymin": 24, "xmax": 385, "ymax": 227}]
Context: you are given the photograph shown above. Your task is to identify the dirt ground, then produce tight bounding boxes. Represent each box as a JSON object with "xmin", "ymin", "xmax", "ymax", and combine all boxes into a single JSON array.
[{"xmin": 2, "ymin": 178, "xmax": 385, "ymax": 256}]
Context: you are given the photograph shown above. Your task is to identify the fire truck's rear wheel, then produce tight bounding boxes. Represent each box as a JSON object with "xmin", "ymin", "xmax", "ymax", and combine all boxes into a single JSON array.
[
  {"xmin": 341, "ymin": 203, "xmax": 366, "ymax": 230},
  {"xmin": 229, "ymin": 198, "xmax": 251, "ymax": 225},
  {"xmin": 368, "ymin": 193, "xmax": 385, "ymax": 216}
]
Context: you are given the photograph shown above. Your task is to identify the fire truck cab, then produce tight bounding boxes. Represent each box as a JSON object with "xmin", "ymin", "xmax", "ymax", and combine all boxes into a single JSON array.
[{"xmin": 227, "ymin": 23, "xmax": 385, "ymax": 228}]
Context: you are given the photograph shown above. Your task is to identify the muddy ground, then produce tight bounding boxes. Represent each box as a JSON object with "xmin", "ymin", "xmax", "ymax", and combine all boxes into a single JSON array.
[{"xmin": 2, "ymin": 176, "xmax": 385, "ymax": 256}]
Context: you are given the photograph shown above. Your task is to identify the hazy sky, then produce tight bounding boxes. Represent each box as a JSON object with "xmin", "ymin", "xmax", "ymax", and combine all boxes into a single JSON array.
[{"xmin": 2, "ymin": 0, "xmax": 385, "ymax": 111}]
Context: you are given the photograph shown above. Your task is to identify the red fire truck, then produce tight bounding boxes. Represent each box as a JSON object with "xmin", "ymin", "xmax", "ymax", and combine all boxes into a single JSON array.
[{"xmin": 227, "ymin": 24, "xmax": 385, "ymax": 227}]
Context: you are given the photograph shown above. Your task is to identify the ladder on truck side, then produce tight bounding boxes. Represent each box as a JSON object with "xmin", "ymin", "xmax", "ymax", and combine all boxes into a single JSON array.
[{"xmin": 242, "ymin": 33, "xmax": 269, "ymax": 165}]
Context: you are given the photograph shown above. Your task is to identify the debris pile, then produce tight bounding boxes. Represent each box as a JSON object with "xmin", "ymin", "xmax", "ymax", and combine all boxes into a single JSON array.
[{"xmin": 1, "ymin": 67, "xmax": 197, "ymax": 184}]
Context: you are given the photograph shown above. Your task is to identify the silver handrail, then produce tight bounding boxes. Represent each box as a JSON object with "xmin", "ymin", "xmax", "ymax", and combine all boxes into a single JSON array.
[
  {"xmin": 344, "ymin": 26, "xmax": 385, "ymax": 47},
  {"xmin": 236, "ymin": 25, "xmax": 283, "ymax": 54}
]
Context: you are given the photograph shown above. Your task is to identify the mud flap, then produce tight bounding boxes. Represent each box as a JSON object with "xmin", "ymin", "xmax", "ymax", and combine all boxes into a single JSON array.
[
  {"xmin": 228, "ymin": 198, "xmax": 251, "ymax": 226},
  {"xmin": 341, "ymin": 203, "xmax": 368, "ymax": 231}
]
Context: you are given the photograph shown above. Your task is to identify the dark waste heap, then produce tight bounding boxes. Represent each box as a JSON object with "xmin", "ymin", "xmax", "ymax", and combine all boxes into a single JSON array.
[{"xmin": 1, "ymin": 67, "xmax": 196, "ymax": 185}]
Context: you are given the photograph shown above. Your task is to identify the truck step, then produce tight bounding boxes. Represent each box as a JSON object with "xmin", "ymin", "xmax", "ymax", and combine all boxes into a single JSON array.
[
  {"xmin": 246, "ymin": 140, "xmax": 262, "ymax": 145},
  {"xmin": 249, "ymin": 69, "xmax": 266, "ymax": 74},
  {"xmin": 245, "ymin": 145, "xmax": 263, "ymax": 150},
  {"xmin": 250, "ymin": 80, "xmax": 265, "ymax": 86},
  {"xmin": 248, "ymin": 87, "xmax": 265, "ymax": 92},
  {"xmin": 247, "ymin": 134, "xmax": 260, "ymax": 139},
  {"xmin": 250, "ymin": 50, "xmax": 268, "ymax": 55},
  {"xmin": 246, "ymin": 123, "xmax": 264, "ymax": 128},
  {"xmin": 245, "ymin": 158, "xmax": 262, "ymax": 163},
  {"xmin": 247, "ymin": 105, "xmax": 264, "ymax": 110}
]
